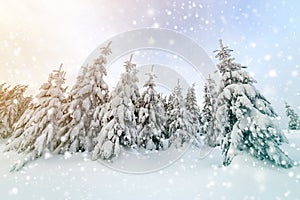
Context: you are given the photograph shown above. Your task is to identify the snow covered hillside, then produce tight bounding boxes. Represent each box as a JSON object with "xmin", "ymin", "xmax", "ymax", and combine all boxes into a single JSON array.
[{"xmin": 1, "ymin": 132, "xmax": 299, "ymax": 200}]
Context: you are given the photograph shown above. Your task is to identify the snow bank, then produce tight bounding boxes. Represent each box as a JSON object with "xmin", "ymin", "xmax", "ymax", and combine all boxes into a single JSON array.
[{"xmin": 0, "ymin": 133, "xmax": 299, "ymax": 200}]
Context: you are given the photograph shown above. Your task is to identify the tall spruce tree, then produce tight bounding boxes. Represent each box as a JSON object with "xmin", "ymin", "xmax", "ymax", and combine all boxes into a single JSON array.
[
  {"xmin": 185, "ymin": 83, "xmax": 201, "ymax": 145},
  {"xmin": 56, "ymin": 42, "xmax": 111, "ymax": 153},
  {"xmin": 0, "ymin": 84, "xmax": 10, "ymax": 121},
  {"xmin": 6, "ymin": 65, "xmax": 67, "ymax": 171},
  {"xmin": 0, "ymin": 85, "xmax": 31, "ymax": 139},
  {"xmin": 92, "ymin": 55, "xmax": 140, "ymax": 160},
  {"xmin": 0, "ymin": 83, "xmax": 11, "ymax": 138},
  {"xmin": 167, "ymin": 80, "xmax": 193, "ymax": 148},
  {"xmin": 285, "ymin": 102, "xmax": 300, "ymax": 130},
  {"xmin": 0, "ymin": 83, "xmax": 7, "ymax": 107},
  {"xmin": 165, "ymin": 92, "xmax": 175, "ymax": 139},
  {"xmin": 214, "ymin": 40, "xmax": 293, "ymax": 168},
  {"xmin": 137, "ymin": 66, "xmax": 167, "ymax": 150},
  {"xmin": 200, "ymin": 75, "xmax": 218, "ymax": 147}
]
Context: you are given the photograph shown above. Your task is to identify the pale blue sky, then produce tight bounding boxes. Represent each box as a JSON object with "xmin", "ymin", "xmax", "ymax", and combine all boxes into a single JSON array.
[{"xmin": 0, "ymin": 0, "xmax": 299, "ymax": 126}]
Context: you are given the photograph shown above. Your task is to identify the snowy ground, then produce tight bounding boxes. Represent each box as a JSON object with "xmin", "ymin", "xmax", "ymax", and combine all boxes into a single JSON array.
[{"xmin": 1, "ymin": 132, "xmax": 300, "ymax": 200}]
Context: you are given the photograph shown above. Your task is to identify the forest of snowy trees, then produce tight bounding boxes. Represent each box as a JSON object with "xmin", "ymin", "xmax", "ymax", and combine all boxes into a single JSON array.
[{"xmin": 0, "ymin": 40, "xmax": 296, "ymax": 171}]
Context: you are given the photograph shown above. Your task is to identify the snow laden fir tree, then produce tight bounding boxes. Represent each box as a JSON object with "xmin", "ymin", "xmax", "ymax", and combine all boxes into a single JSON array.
[
  {"xmin": 214, "ymin": 40, "xmax": 294, "ymax": 168},
  {"xmin": 285, "ymin": 102, "xmax": 300, "ymax": 130},
  {"xmin": 0, "ymin": 84, "xmax": 31, "ymax": 139},
  {"xmin": 6, "ymin": 65, "xmax": 67, "ymax": 171},
  {"xmin": 185, "ymin": 83, "xmax": 201, "ymax": 146},
  {"xmin": 137, "ymin": 66, "xmax": 167, "ymax": 150},
  {"xmin": 167, "ymin": 80, "xmax": 194, "ymax": 148},
  {"xmin": 92, "ymin": 55, "xmax": 140, "ymax": 160},
  {"xmin": 200, "ymin": 75, "xmax": 218, "ymax": 147},
  {"xmin": 56, "ymin": 42, "xmax": 111, "ymax": 153}
]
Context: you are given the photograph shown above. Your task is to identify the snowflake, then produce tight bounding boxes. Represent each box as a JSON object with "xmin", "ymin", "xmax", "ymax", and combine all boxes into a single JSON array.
[
  {"xmin": 264, "ymin": 54, "xmax": 271, "ymax": 61},
  {"xmin": 9, "ymin": 187, "xmax": 18, "ymax": 195}
]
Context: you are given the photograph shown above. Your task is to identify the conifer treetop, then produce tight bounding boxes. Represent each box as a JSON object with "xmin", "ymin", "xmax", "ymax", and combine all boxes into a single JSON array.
[
  {"xmin": 144, "ymin": 65, "xmax": 157, "ymax": 88},
  {"xmin": 100, "ymin": 41, "xmax": 112, "ymax": 56},
  {"xmin": 172, "ymin": 79, "xmax": 184, "ymax": 107},
  {"xmin": 52, "ymin": 64, "xmax": 66, "ymax": 86},
  {"xmin": 94, "ymin": 41, "xmax": 112, "ymax": 70},
  {"xmin": 124, "ymin": 54, "xmax": 136, "ymax": 72},
  {"xmin": 214, "ymin": 39, "xmax": 245, "ymax": 74}
]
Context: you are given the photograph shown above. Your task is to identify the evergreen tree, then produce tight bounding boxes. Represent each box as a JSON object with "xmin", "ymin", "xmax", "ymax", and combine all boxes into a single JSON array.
[
  {"xmin": 92, "ymin": 55, "xmax": 140, "ymax": 160},
  {"xmin": 215, "ymin": 40, "xmax": 294, "ymax": 168},
  {"xmin": 0, "ymin": 84, "xmax": 31, "ymax": 139},
  {"xmin": 164, "ymin": 93, "xmax": 175, "ymax": 139},
  {"xmin": 6, "ymin": 65, "xmax": 67, "ymax": 171},
  {"xmin": 137, "ymin": 66, "xmax": 167, "ymax": 150},
  {"xmin": 0, "ymin": 83, "xmax": 9, "ymax": 119},
  {"xmin": 56, "ymin": 42, "xmax": 111, "ymax": 153},
  {"xmin": 200, "ymin": 75, "xmax": 219, "ymax": 147},
  {"xmin": 285, "ymin": 102, "xmax": 300, "ymax": 130},
  {"xmin": 161, "ymin": 95, "xmax": 168, "ymax": 113},
  {"xmin": 0, "ymin": 83, "xmax": 11, "ymax": 138},
  {"xmin": 185, "ymin": 83, "xmax": 201, "ymax": 144},
  {"xmin": 0, "ymin": 83, "xmax": 8, "ymax": 107},
  {"xmin": 167, "ymin": 80, "xmax": 193, "ymax": 148},
  {"xmin": 56, "ymin": 65, "xmax": 87, "ymax": 153}
]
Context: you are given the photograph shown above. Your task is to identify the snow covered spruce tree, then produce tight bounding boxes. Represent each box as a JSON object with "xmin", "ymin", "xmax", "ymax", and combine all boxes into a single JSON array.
[
  {"xmin": 0, "ymin": 83, "xmax": 11, "ymax": 116},
  {"xmin": 92, "ymin": 54, "xmax": 140, "ymax": 160},
  {"xmin": 165, "ymin": 94, "xmax": 174, "ymax": 116},
  {"xmin": 200, "ymin": 75, "xmax": 219, "ymax": 147},
  {"xmin": 137, "ymin": 66, "xmax": 167, "ymax": 150},
  {"xmin": 0, "ymin": 83, "xmax": 11, "ymax": 138},
  {"xmin": 6, "ymin": 65, "xmax": 67, "ymax": 171},
  {"xmin": 167, "ymin": 80, "xmax": 193, "ymax": 148},
  {"xmin": 0, "ymin": 84, "xmax": 31, "ymax": 139},
  {"xmin": 0, "ymin": 85, "xmax": 9, "ymax": 132},
  {"xmin": 185, "ymin": 83, "xmax": 202, "ymax": 145},
  {"xmin": 164, "ymin": 93, "xmax": 175, "ymax": 139},
  {"xmin": 56, "ymin": 42, "xmax": 111, "ymax": 153},
  {"xmin": 214, "ymin": 40, "xmax": 294, "ymax": 168},
  {"xmin": 56, "ymin": 65, "xmax": 88, "ymax": 152},
  {"xmin": 285, "ymin": 102, "xmax": 300, "ymax": 130},
  {"xmin": 0, "ymin": 83, "xmax": 8, "ymax": 106}
]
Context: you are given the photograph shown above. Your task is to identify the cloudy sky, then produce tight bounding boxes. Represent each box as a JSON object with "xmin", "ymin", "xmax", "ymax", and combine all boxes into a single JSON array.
[{"xmin": 0, "ymin": 0, "xmax": 299, "ymax": 125}]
